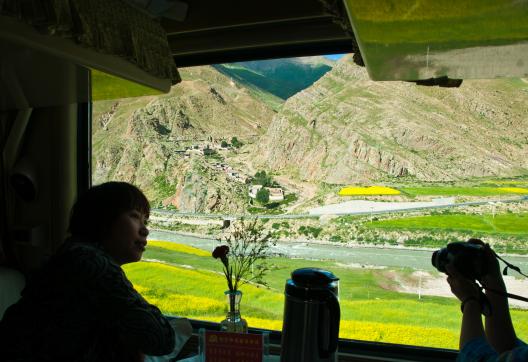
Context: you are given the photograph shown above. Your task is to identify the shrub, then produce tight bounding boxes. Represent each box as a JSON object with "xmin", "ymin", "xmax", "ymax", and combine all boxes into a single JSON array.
[
  {"xmin": 231, "ymin": 137, "xmax": 243, "ymax": 148},
  {"xmin": 203, "ymin": 146, "xmax": 216, "ymax": 155},
  {"xmin": 256, "ymin": 188, "xmax": 270, "ymax": 204},
  {"xmin": 298, "ymin": 226, "xmax": 323, "ymax": 238},
  {"xmin": 153, "ymin": 175, "xmax": 177, "ymax": 199},
  {"xmin": 265, "ymin": 202, "xmax": 280, "ymax": 209},
  {"xmin": 253, "ymin": 170, "xmax": 272, "ymax": 187}
]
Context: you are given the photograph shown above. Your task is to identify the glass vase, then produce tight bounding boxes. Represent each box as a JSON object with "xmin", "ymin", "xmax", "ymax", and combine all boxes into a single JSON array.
[{"xmin": 220, "ymin": 290, "xmax": 248, "ymax": 333}]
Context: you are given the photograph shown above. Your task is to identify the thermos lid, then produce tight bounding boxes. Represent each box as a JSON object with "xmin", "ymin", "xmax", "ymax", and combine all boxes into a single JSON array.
[
  {"xmin": 291, "ymin": 268, "xmax": 339, "ymax": 287},
  {"xmin": 286, "ymin": 268, "xmax": 339, "ymax": 301}
]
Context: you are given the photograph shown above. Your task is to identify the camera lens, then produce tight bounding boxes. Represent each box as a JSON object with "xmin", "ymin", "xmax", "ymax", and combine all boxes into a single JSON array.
[{"xmin": 431, "ymin": 250, "xmax": 439, "ymax": 268}]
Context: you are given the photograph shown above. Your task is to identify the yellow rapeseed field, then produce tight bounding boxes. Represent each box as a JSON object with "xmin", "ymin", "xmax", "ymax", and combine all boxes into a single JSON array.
[
  {"xmin": 127, "ymin": 242, "xmax": 528, "ymax": 350},
  {"xmin": 496, "ymin": 187, "xmax": 528, "ymax": 194},
  {"xmin": 230, "ymin": 318, "xmax": 458, "ymax": 348},
  {"xmin": 338, "ymin": 186, "xmax": 401, "ymax": 196},
  {"xmin": 147, "ymin": 240, "xmax": 211, "ymax": 256},
  {"xmin": 134, "ymin": 284, "xmax": 224, "ymax": 315},
  {"xmin": 339, "ymin": 320, "xmax": 458, "ymax": 349}
]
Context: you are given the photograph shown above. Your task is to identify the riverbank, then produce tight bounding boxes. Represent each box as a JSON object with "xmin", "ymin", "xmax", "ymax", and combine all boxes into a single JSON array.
[
  {"xmin": 149, "ymin": 229, "xmax": 528, "ymax": 273},
  {"xmin": 150, "ymin": 228, "xmax": 528, "ymax": 258},
  {"xmin": 148, "ymin": 228, "xmax": 528, "ymax": 309}
]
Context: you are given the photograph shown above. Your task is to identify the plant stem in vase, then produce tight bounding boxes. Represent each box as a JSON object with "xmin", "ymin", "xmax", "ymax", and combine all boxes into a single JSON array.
[{"xmin": 220, "ymin": 290, "xmax": 248, "ymax": 333}]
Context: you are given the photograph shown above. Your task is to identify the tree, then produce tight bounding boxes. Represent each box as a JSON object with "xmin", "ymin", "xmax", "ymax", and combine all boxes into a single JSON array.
[
  {"xmin": 203, "ymin": 146, "xmax": 216, "ymax": 155},
  {"xmin": 253, "ymin": 170, "xmax": 272, "ymax": 187},
  {"xmin": 231, "ymin": 136, "xmax": 243, "ymax": 148},
  {"xmin": 256, "ymin": 187, "xmax": 270, "ymax": 204},
  {"xmin": 221, "ymin": 140, "xmax": 229, "ymax": 148}
]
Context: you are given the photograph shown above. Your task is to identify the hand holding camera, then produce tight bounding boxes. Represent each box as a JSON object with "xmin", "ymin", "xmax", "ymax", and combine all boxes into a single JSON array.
[
  {"xmin": 445, "ymin": 264, "xmax": 480, "ymax": 305},
  {"xmin": 432, "ymin": 238, "xmax": 493, "ymax": 281},
  {"xmin": 434, "ymin": 239, "xmax": 527, "ymax": 355},
  {"xmin": 432, "ymin": 239, "xmax": 528, "ymax": 314},
  {"xmin": 468, "ymin": 239, "xmax": 506, "ymax": 292}
]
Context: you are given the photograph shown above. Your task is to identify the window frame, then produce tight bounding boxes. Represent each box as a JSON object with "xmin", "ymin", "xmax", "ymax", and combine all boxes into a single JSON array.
[
  {"xmin": 85, "ymin": 68, "xmax": 461, "ymax": 362},
  {"xmin": 187, "ymin": 319, "xmax": 458, "ymax": 361}
]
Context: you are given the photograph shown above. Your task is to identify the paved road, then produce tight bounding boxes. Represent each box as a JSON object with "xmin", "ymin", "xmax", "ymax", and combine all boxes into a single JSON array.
[
  {"xmin": 149, "ymin": 230, "xmax": 528, "ymax": 273},
  {"xmin": 152, "ymin": 196, "xmax": 527, "ymax": 220}
]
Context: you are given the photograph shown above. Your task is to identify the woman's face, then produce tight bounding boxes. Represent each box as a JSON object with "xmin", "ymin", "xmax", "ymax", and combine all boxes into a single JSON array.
[{"xmin": 101, "ymin": 209, "xmax": 149, "ymax": 265}]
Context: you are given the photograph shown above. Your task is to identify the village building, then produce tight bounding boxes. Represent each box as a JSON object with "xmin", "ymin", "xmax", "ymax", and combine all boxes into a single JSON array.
[
  {"xmin": 267, "ymin": 187, "xmax": 284, "ymax": 201},
  {"xmin": 236, "ymin": 174, "xmax": 249, "ymax": 183},
  {"xmin": 185, "ymin": 148, "xmax": 203, "ymax": 156},
  {"xmin": 248, "ymin": 185, "xmax": 263, "ymax": 198},
  {"xmin": 248, "ymin": 185, "xmax": 284, "ymax": 201}
]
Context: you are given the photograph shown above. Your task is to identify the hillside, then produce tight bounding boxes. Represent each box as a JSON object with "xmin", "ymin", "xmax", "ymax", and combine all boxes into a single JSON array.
[
  {"xmin": 92, "ymin": 65, "xmax": 276, "ymax": 211},
  {"xmin": 93, "ymin": 55, "xmax": 528, "ymax": 213},
  {"xmin": 255, "ymin": 55, "xmax": 528, "ymax": 184}
]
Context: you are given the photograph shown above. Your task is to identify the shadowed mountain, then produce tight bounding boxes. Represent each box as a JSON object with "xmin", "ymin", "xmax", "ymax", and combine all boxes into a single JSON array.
[{"xmin": 213, "ymin": 56, "xmax": 334, "ymax": 102}]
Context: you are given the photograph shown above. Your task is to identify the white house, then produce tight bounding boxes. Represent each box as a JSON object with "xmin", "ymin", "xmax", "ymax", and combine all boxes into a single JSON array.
[
  {"xmin": 248, "ymin": 185, "xmax": 284, "ymax": 201},
  {"xmin": 248, "ymin": 185, "xmax": 263, "ymax": 198},
  {"xmin": 268, "ymin": 187, "xmax": 284, "ymax": 201}
]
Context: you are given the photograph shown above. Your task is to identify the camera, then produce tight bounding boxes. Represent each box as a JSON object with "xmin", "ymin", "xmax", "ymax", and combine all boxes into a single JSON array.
[{"xmin": 432, "ymin": 241, "xmax": 488, "ymax": 280}]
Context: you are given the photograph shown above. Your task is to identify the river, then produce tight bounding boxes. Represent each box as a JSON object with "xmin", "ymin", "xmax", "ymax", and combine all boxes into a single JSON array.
[{"xmin": 149, "ymin": 230, "xmax": 528, "ymax": 273}]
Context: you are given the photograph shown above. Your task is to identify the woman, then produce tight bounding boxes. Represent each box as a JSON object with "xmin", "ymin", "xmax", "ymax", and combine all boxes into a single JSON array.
[{"xmin": 0, "ymin": 182, "xmax": 175, "ymax": 361}]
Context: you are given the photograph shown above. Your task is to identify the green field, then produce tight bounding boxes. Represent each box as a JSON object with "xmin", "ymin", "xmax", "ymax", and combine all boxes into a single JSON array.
[
  {"xmin": 400, "ymin": 186, "xmax": 528, "ymax": 197},
  {"xmin": 481, "ymin": 178, "xmax": 528, "ymax": 187},
  {"xmin": 368, "ymin": 212, "xmax": 528, "ymax": 236},
  {"xmin": 124, "ymin": 241, "xmax": 528, "ymax": 350}
]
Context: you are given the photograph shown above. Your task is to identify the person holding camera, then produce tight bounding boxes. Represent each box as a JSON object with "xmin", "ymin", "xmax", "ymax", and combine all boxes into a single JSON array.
[{"xmin": 445, "ymin": 239, "xmax": 527, "ymax": 361}]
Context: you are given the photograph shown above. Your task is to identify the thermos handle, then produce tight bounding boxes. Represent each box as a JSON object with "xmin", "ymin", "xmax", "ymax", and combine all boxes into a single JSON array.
[{"xmin": 318, "ymin": 292, "xmax": 340, "ymax": 358}]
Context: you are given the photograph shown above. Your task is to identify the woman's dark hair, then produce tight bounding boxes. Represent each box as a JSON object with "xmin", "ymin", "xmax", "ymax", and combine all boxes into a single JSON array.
[{"xmin": 68, "ymin": 182, "xmax": 150, "ymax": 241}]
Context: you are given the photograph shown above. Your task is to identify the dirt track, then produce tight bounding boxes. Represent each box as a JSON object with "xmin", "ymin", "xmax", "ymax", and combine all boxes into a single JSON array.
[{"xmin": 389, "ymin": 270, "xmax": 528, "ymax": 309}]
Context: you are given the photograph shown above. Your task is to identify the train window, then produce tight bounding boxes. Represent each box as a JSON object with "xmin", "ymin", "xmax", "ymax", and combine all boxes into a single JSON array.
[
  {"xmin": 91, "ymin": 69, "xmax": 163, "ymax": 101},
  {"xmin": 92, "ymin": 54, "xmax": 528, "ymax": 349}
]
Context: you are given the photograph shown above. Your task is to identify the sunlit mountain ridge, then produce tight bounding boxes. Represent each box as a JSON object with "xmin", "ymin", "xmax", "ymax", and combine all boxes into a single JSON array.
[{"xmin": 92, "ymin": 56, "xmax": 528, "ymax": 211}]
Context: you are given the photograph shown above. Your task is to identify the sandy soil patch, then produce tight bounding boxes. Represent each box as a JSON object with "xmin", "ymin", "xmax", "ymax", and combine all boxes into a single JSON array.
[
  {"xmin": 386, "ymin": 270, "xmax": 528, "ymax": 309},
  {"xmin": 151, "ymin": 215, "xmax": 223, "ymax": 226}
]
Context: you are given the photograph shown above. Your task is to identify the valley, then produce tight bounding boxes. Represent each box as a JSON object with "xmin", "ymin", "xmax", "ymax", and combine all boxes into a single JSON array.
[
  {"xmin": 92, "ymin": 55, "xmax": 528, "ymax": 253},
  {"xmin": 92, "ymin": 55, "xmax": 528, "ymax": 349}
]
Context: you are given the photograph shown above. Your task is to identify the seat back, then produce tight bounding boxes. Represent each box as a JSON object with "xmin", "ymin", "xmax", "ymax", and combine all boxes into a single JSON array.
[{"xmin": 0, "ymin": 266, "xmax": 25, "ymax": 320}]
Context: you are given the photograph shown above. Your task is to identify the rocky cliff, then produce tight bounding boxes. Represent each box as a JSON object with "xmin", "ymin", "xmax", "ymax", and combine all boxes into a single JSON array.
[{"xmin": 257, "ymin": 55, "xmax": 528, "ymax": 183}]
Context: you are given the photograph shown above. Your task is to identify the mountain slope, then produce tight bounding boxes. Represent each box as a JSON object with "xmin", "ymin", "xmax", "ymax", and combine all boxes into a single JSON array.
[
  {"xmin": 256, "ymin": 55, "xmax": 528, "ymax": 183},
  {"xmin": 92, "ymin": 65, "xmax": 276, "ymax": 211},
  {"xmin": 93, "ymin": 57, "xmax": 528, "ymax": 214}
]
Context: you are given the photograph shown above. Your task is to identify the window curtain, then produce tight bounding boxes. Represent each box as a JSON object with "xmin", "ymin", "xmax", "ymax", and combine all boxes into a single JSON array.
[{"xmin": 0, "ymin": 0, "xmax": 180, "ymax": 84}]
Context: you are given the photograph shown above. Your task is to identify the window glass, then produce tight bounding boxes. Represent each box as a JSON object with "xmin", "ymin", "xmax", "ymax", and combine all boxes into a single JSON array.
[
  {"xmin": 92, "ymin": 55, "xmax": 528, "ymax": 349},
  {"xmin": 91, "ymin": 69, "xmax": 162, "ymax": 101}
]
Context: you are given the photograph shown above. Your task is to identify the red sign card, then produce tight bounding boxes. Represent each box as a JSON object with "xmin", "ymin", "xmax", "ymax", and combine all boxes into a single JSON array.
[{"xmin": 204, "ymin": 330, "xmax": 263, "ymax": 362}]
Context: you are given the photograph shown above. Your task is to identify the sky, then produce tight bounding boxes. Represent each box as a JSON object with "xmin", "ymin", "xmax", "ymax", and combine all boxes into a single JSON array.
[{"xmin": 324, "ymin": 54, "xmax": 345, "ymax": 61}]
